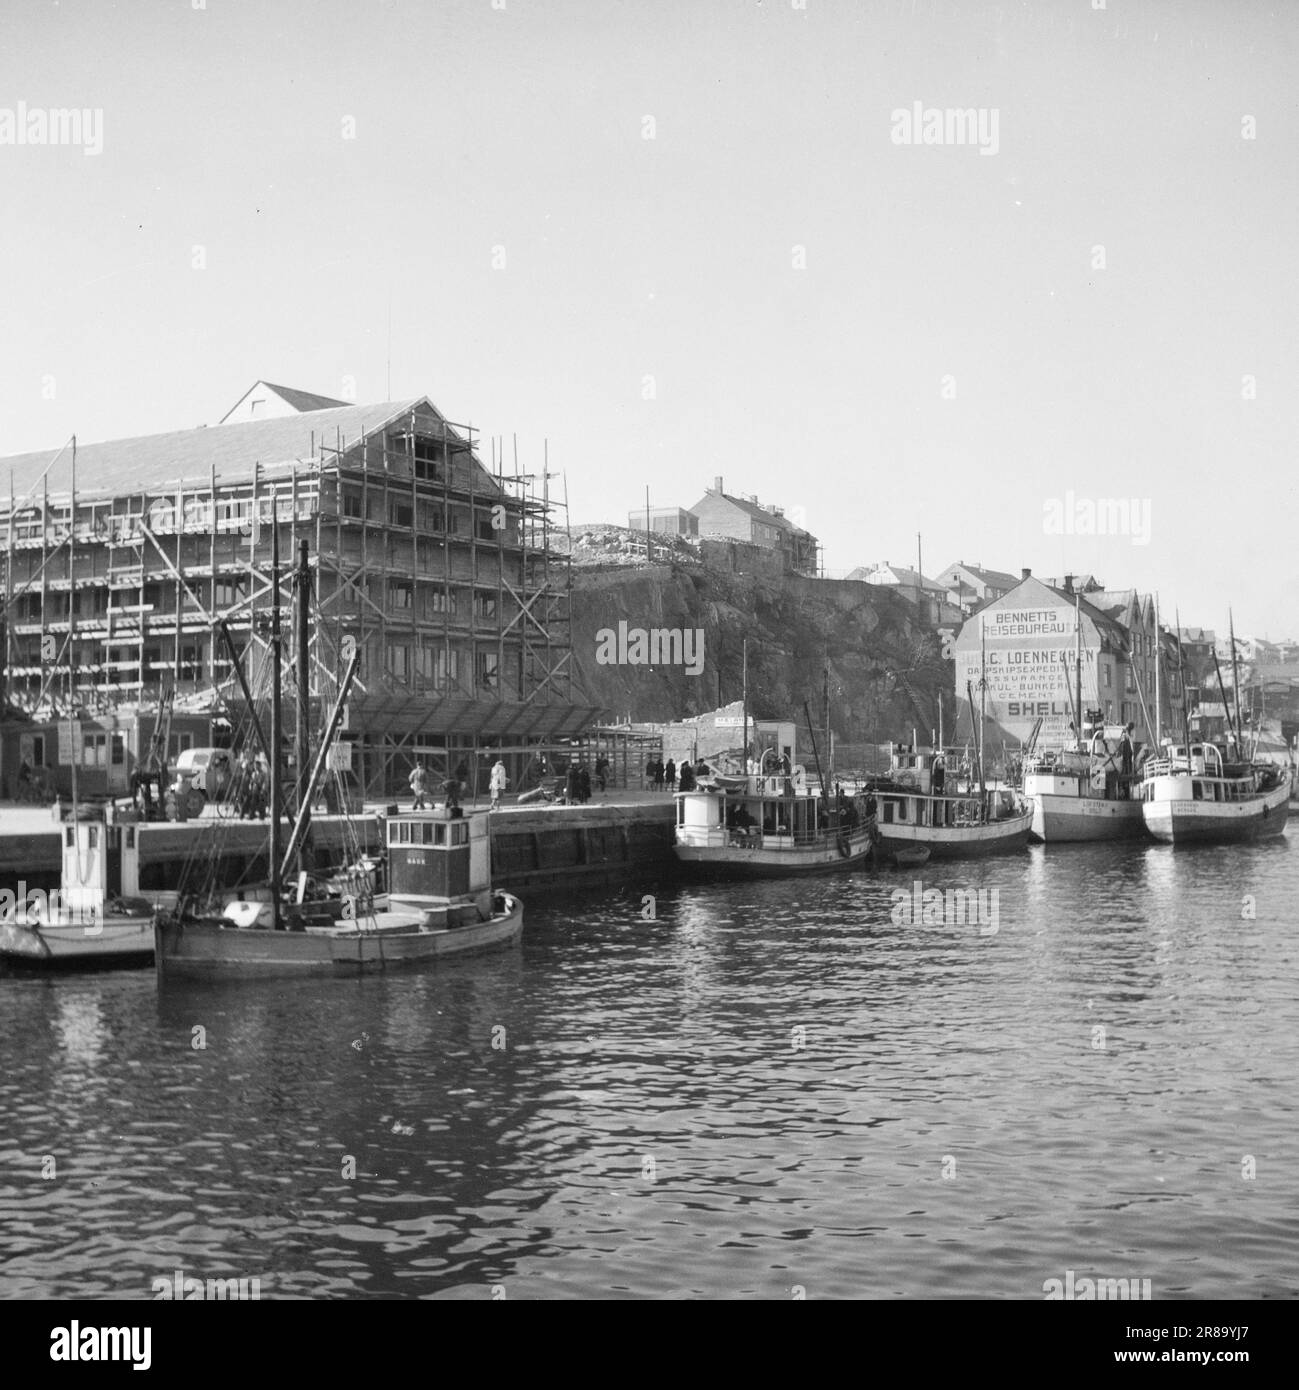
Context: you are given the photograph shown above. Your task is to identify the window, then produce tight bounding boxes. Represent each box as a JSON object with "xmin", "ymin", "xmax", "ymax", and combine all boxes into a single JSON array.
[
  {"xmin": 179, "ymin": 643, "xmax": 204, "ymax": 681},
  {"xmin": 342, "ymin": 490, "xmax": 362, "ymax": 519},
  {"xmin": 474, "ymin": 592, "xmax": 498, "ymax": 621},
  {"xmin": 435, "ymin": 649, "xmax": 459, "ymax": 689},
  {"xmin": 390, "ymin": 500, "xmax": 414, "ymax": 529},
  {"xmin": 82, "ymin": 732, "xmax": 108, "ymax": 767},
  {"xmin": 413, "ymin": 436, "xmax": 445, "ymax": 482},
  {"xmin": 418, "ymin": 501, "xmax": 444, "ymax": 533},
  {"xmin": 387, "ymin": 644, "xmax": 410, "ymax": 680},
  {"xmin": 366, "ymin": 491, "xmax": 385, "ymax": 522},
  {"xmin": 1104, "ymin": 665, "xmax": 1112, "ymax": 688},
  {"xmin": 425, "ymin": 587, "xmax": 456, "ymax": 616},
  {"xmin": 214, "ymin": 577, "xmax": 245, "ymax": 608},
  {"xmin": 477, "ymin": 652, "xmax": 499, "ymax": 689},
  {"xmin": 169, "ymin": 732, "xmax": 193, "ymax": 757},
  {"xmin": 389, "ymin": 581, "xmax": 413, "ymax": 611}
]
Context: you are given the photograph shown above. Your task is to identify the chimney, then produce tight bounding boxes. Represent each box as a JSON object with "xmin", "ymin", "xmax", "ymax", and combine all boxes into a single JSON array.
[
  {"xmin": 713, "ymin": 475, "xmax": 723, "ymax": 494},
  {"xmin": 1021, "ymin": 567, "xmax": 1031, "ymax": 580},
  {"xmin": 1063, "ymin": 574, "xmax": 1074, "ymax": 593}
]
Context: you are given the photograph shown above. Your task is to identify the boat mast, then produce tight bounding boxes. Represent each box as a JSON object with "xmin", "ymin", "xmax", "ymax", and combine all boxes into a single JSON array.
[
  {"xmin": 1154, "ymin": 594, "xmax": 1162, "ymax": 747},
  {"xmin": 741, "ymin": 637, "xmax": 748, "ymax": 781},
  {"xmin": 1175, "ymin": 607, "xmax": 1192, "ymax": 753},
  {"xmin": 295, "ymin": 539, "xmax": 312, "ymax": 876},
  {"xmin": 978, "ymin": 615, "xmax": 987, "ymax": 795},
  {"xmin": 1228, "ymin": 608, "xmax": 1243, "ymax": 756},
  {"xmin": 1074, "ymin": 591, "xmax": 1082, "ymax": 754},
  {"xmin": 68, "ymin": 437, "xmax": 78, "ymax": 819},
  {"xmin": 269, "ymin": 519, "xmax": 283, "ymax": 930},
  {"xmin": 823, "ymin": 659, "xmax": 832, "ymax": 788}
]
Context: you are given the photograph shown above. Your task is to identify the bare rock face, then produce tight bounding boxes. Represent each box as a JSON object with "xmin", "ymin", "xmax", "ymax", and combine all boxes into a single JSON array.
[{"xmin": 569, "ymin": 555, "xmax": 952, "ymax": 747}]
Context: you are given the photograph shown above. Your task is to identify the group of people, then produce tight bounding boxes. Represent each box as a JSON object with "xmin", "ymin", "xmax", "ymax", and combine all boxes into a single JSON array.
[
  {"xmin": 230, "ymin": 751, "xmax": 269, "ymax": 819},
  {"xmin": 409, "ymin": 758, "xmax": 510, "ymax": 812},
  {"xmin": 645, "ymin": 757, "xmax": 706, "ymax": 792}
]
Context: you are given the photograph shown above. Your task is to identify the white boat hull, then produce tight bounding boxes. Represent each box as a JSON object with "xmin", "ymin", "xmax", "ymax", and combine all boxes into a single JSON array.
[
  {"xmin": 0, "ymin": 910, "xmax": 155, "ymax": 965},
  {"xmin": 155, "ymin": 895, "xmax": 523, "ymax": 979},
  {"xmin": 1029, "ymin": 794, "xmax": 1146, "ymax": 843},
  {"xmin": 674, "ymin": 827, "xmax": 876, "ymax": 876},
  {"xmin": 1142, "ymin": 780, "xmax": 1290, "ymax": 844},
  {"xmin": 874, "ymin": 809, "xmax": 1033, "ymax": 859}
]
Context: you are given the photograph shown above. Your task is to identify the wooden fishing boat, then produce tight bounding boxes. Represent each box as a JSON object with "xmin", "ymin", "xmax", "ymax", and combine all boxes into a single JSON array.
[
  {"xmin": 867, "ymin": 745, "xmax": 1033, "ymax": 859},
  {"xmin": 155, "ymin": 808, "xmax": 523, "ymax": 977},
  {"xmin": 154, "ymin": 534, "xmax": 522, "ymax": 980},
  {"xmin": 0, "ymin": 810, "xmax": 154, "ymax": 966},
  {"xmin": 1139, "ymin": 742, "xmax": 1290, "ymax": 844},
  {"xmin": 673, "ymin": 771, "xmax": 878, "ymax": 876},
  {"xmin": 1023, "ymin": 735, "xmax": 1145, "ymax": 843}
]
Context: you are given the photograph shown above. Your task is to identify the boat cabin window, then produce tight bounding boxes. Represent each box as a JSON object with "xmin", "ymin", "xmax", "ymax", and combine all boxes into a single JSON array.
[
  {"xmin": 1192, "ymin": 782, "xmax": 1203, "ymax": 800},
  {"xmin": 125, "ymin": 827, "xmax": 135, "ymax": 849},
  {"xmin": 65, "ymin": 827, "xmax": 75, "ymax": 848},
  {"xmin": 434, "ymin": 824, "xmax": 446, "ymax": 845}
]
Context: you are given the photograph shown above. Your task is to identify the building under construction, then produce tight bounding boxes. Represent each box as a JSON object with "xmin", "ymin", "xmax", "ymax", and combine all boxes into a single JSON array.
[{"xmin": 0, "ymin": 382, "xmax": 600, "ymax": 799}]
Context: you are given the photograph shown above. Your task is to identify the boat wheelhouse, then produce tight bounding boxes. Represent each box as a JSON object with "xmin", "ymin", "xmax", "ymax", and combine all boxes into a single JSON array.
[
  {"xmin": 1139, "ymin": 741, "xmax": 1290, "ymax": 844},
  {"xmin": 0, "ymin": 807, "xmax": 154, "ymax": 966},
  {"xmin": 869, "ymin": 744, "xmax": 1033, "ymax": 858},
  {"xmin": 674, "ymin": 769, "xmax": 877, "ymax": 875}
]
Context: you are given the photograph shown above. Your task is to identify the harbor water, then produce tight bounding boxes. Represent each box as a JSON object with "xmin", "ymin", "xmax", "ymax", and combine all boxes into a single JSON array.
[{"xmin": 2, "ymin": 838, "xmax": 1296, "ymax": 1300}]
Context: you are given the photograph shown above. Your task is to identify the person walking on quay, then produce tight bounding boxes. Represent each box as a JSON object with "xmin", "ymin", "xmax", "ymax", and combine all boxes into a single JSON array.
[
  {"xmin": 678, "ymin": 759, "xmax": 694, "ymax": 793},
  {"xmin": 653, "ymin": 758, "xmax": 665, "ymax": 791},
  {"xmin": 578, "ymin": 762, "xmax": 592, "ymax": 804},
  {"xmin": 455, "ymin": 758, "xmax": 469, "ymax": 796},
  {"xmin": 566, "ymin": 761, "xmax": 581, "ymax": 805},
  {"xmin": 249, "ymin": 759, "xmax": 269, "ymax": 819},
  {"xmin": 665, "ymin": 758, "xmax": 676, "ymax": 791},
  {"xmin": 489, "ymin": 758, "xmax": 508, "ymax": 811},
  {"xmin": 645, "ymin": 757, "xmax": 656, "ymax": 790},
  {"xmin": 595, "ymin": 756, "xmax": 609, "ymax": 793},
  {"xmin": 409, "ymin": 759, "xmax": 430, "ymax": 811}
]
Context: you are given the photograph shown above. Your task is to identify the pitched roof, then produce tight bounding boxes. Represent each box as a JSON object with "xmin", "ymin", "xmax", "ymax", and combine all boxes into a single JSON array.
[
  {"xmin": 938, "ymin": 561, "xmax": 1019, "ymax": 589},
  {"xmin": 690, "ymin": 491, "xmax": 814, "ymax": 539},
  {"xmin": 0, "ymin": 398, "xmax": 440, "ymax": 500},
  {"xmin": 850, "ymin": 562, "xmax": 946, "ymax": 591},
  {"xmin": 258, "ymin": 382, "xmax": 350, "ymax": 413}
]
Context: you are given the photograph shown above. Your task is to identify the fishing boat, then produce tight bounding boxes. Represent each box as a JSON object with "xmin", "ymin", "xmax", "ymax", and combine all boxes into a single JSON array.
[
  {"xmin": 1138, "ymin": 605, "xmax": 1292, "ymax": 844},
  {"xmin": 1023, "ymin": 727, "xmax": 1145, "ymax": 843},
  {"xmin": 154, "ymin": 534, "xmax": 522, "ymax": 980},
  {"xmin": 154, "ymin": 806, "xmax": 523, "ymax": 977},
  {"xmin": 673, "ymin": 670, "xmax": 877, "ymax": 875},
  {"xmin": 674, "ymin": 768, "xmax": 877, "ymax": 875},
  {"xmin": 1020, "ymin": 592, "xmax": 1146, "ymax": 843},
  {"xmin": 867, "ymin": 743, "xmax": 1033, "ymax": 858},
  {"xmin": 1139, "ymin": 741, "xmax": 1290, "ymax": 844},
  {"xmin": 0, "ymin": 808, "xmax": 154, "ymax": 966}
]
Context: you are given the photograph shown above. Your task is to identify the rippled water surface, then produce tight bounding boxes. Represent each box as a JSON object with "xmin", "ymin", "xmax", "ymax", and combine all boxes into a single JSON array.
[{"xmin": 3, "ymin": 839, "xmax": 1298, "ymax": 1299}]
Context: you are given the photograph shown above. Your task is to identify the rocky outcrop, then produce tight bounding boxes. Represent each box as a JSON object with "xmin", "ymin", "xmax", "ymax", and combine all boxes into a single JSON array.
[{"xmin": 568, "ymin": 554, "xmax": 953, "ymax": 748}]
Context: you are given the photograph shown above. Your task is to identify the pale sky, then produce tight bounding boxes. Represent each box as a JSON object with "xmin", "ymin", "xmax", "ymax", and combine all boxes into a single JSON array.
[{"xmin": 2, "ymin": 0, "xmax": 1295, "ymax": 637}]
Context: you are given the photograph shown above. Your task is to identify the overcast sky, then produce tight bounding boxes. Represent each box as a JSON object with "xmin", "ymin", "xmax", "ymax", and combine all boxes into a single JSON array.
[{"xmin": 2, "ymin": 0, "xmax": 1295, "ymax": 637}]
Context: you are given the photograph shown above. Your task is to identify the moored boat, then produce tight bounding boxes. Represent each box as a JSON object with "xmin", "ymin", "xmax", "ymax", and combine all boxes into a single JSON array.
[
  {"xmin": 1139, "ymin": 742, "xmax": 1290, "ymax": 845},
  {"xmin": 1023, "ymin": 729, "xmax": 1146, "ymax": 844},
  {"xmin": 155, "ymin": 533, "xmax": 522, "ymax": 980},
  {"xmin": 0, "ymin": 808, "xmax": 154, "ymax": 967},
  {"xmin": 868, "ymin": 744, "xmax": 1033, "ymax": 859},
  {"xmin": 674, "ymin": 770, "xmax": 877, "ymax": 876},
  {"xmin": 155, "ymin": 806, "xmax": 522, "ymax": 978}
]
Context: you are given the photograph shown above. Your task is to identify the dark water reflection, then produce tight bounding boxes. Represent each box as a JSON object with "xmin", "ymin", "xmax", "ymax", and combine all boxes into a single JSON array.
[{"xmin": 2, "ymin": 838, "xmax": 1297, "ymax": 1299}]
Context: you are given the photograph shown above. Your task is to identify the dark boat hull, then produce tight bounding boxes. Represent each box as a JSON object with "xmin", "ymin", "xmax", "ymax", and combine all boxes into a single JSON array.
[{"xmin": 154, "ymin": 895, "xmax": 523, "ymax": 980}]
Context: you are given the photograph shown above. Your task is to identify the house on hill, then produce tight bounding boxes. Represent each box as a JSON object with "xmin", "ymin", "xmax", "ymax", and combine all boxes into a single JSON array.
[{"xmin": 687, "ymin": 477, "xmax": 818, "ymax": 574}]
